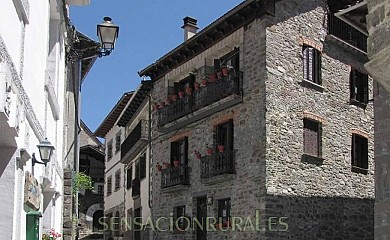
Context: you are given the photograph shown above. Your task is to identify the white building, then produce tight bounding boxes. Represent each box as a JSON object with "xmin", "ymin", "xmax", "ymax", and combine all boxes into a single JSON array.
[
  {"xmin": 0, "ymin": 0, "xmax": 93, "ymax": 239},
  {"xmin": 95, "ymin": 92, "xmax": 133, "ymax": 239},
  {"xmin": 116, "ymin": 81, "xmax": 152, "ymax": 240}
]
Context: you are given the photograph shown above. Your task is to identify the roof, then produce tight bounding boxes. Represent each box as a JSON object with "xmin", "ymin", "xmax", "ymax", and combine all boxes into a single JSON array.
[
  {"xmin": 74, "ymin": 31, "xmax": 100, "ymax": 81},
  {"xmin": 95, "ymin": 92, "xmax": 134, "ymax": 138},
  {"xmin": 80, "ymin": 145, "xmax": 105, "ymax": 160},
  {"xmin": 138, "ymin": 0, "xmax": 273, "ymax": 80},
  {"xmin": 80, "ymin": 120, "xmax": 103, "ymax": 147},
  {"xmin": 117, "ymin": 80, "xmax": 153, "ymax": 127}
]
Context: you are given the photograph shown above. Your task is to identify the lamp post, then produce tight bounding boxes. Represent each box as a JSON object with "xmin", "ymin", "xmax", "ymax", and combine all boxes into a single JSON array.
[
  {"xmin": 97, "ymin": 17, "xmax": 119, "ymax": 57},
  {"xmin": 32, "ymin": 138, "xmax": 55, "ymax": 166}
]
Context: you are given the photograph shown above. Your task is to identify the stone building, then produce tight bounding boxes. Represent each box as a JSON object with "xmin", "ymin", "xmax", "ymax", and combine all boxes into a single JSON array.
[
  {"xmin": 78, "ymin": 121, "xmax": 105, "ymax": 239},
  {"xmin": 116, "ymin": 81, "xmax": 153, "ymax": 240},
  {"xmin": 364, "ymin": 0, "xmax": 390, "ymax": 239},
  {"xmin": 96, "ymin": 92, "xmax": 133, "ymax": 239},
  {"xmin": 138, "ymin": 0, "xmax": 375, "ymax": 239}
]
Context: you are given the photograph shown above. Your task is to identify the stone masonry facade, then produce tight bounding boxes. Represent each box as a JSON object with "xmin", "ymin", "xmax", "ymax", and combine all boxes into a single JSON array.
[
  {"xmin": 365, "ymin": 0, "xmax": 390, "ymax": 239},
  {"xmin": 146, "ymin": 0, "xmax": 374, "ymax": 239}
]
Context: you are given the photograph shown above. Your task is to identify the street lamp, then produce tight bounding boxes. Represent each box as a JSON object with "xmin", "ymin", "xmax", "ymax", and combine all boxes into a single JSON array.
[
  {"xmin": 32, "ymin": 138, "xmax": 55, "ymax": 166},
  {"xmin": 97, "ymin": 17, "xmax": 119, "ymax": 57}
]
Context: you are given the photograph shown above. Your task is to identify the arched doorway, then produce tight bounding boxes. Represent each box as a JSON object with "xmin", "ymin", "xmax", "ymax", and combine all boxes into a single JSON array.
[{"xmin": 92, "ymin": 210, "xmax": 104, "ymax": 232}]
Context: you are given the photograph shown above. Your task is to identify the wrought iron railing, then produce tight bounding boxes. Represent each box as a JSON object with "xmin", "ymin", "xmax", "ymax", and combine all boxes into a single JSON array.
[
  {"xmin": 161, "ymin": 165, "xmax": 189, "ymax": 189},
  {"xmin": 200, "ymin": 151, "xmax": 236, "ymax": 179},
  {"xmin": 121, "ymin": 120, "xmax": 148, "ymax": 159},
  {"xmin": 158, "ymin": 72, "xmax": 243, "ymax": 126},
  {"xmin": 327, "ymin": 14, "xmax": 367, "ymax": 52}
]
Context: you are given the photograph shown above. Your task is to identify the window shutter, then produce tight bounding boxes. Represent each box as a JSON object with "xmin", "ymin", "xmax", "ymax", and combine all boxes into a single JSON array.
[
  {"xmin": 127, "ymin": 167, "xmax": 132, "ymax": 189},
  {"xmin": 350, "ymin": 70, "xmax": 356, "ymax": 100},
  {"xmin": 363, "ymin": 75, "xmax": 369, "ymax": 104},
  {"xmin": 171, "ymin": 142, "xmax": 178, "ymax": 166},
  {"xmin": 304, "ymin": 119, "xmax": 319, "ymax": 156},
  {"xmin": 318, "ymin": 123, "xmax": 322, "ymax": 157},
  {"xmin": 173, "ymin": 207, "xmax": 178, "ymax": 220},
  {"xmin": 140, "ymin": 154, "xmax": 146, "ymax": 179},
  {"xmin": 362, "ymin": 137, "xmax": 368, "ymax": 169},
  {"xmin": 214, "ymin": 59, "xmax": 221, "ymax": 70},
  {"xmin": 351, "ymin": 134, "xmax": 357, "ymax": 166},
  {"xmin": 227, "ymin": 120, "xmax": 234, "ymax": 152},
  {"xmin": 308, "ymin": 47, "xmax": 313, "ymax": 81},
  {"xmin": 316, "ymin": 50, "xmax": 322, "ymax": 85},
  {"xmin": 184, "ymin": 137, "xmax": 188, "ymax": 165},
  {"xmin": 303, "ymin": 46, "xmax": 308, "ymax": 80}
]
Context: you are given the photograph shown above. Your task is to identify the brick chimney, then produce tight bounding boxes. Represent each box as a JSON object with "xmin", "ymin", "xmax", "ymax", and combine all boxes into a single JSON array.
[{"xmin": 182, "ymin": 16, "xmax": 199, "ymax": 41}]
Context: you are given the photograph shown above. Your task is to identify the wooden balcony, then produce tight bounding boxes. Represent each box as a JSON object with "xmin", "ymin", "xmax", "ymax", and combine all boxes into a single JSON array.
[
  {"xmin": 327, "ymin": 14, "xmax": 367, "ymax": 53},
  {"xmin": 157, "ymin": 72, "xmax": 243, "ymax": 131},
  {"xmin": 200, "ymin": 151, "xmax": 236, "ymax": 180},
  {"xmin": 120, "ymin": 119, "xmax": 148, "ymax": 163},
  {"xmin": 161, "ymin": 165, "xmax": 189, "ymax": 190}
]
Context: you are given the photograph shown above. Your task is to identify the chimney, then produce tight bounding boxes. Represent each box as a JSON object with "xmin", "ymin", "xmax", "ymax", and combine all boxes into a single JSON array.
[{"xmin": 182, "ymin": 16, "xmax": 198, "ymax": 41}]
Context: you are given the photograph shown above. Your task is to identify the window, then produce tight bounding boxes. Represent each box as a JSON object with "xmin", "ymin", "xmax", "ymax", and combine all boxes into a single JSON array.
[
  {"xmin": 106, "ymin": 176, "xmax": 112, "ymax": 196},
  {"xmin": 217, "ymin": 48, "xmax": 239, "ymax": 71},
  {"xmin": 352, "ymin": 134, "xmax": 368, "ymax": 172},
  {"xmin": 303, "ymin": 45, "xmax": 321, "ymax": 84},
  {"xmin": 114, "ymin": 170, "xmax": 121, "ymax": 191},
  {"xmin": 126, "ymin": 166, "xmax": 132, "ymax": 189},
  {"xmin": 350, "ymin": 69, "xmax": 369, "ymax": 105},
  {"xmin": 135, "ymin": 161, "xmax": 140, "ymax": 180},
  {"xmin": 134, "ymin": 207, "xmax": 142, "ymax": 240},
  {"xmin": 215, "ymin": 120, "xmax": 234, "ymax": 152},
  {"xmin": 115, "ymin": 131, "xmax": 121, "ymax": 153},
  {"xmin": 303, "ymin": 119, "xmax": 322, "ymax": 157},
  {"xmin": 107, "ymin": 140, "xmax": 113, "ymax": 161},
  {"xmin": 174, "ymin": 205, "xmax": 187, "ymax": 230},
  {"xmin": 140, "ymin": 153, "xmax": 146, "ymax": 180},
  {"xmin": 174, "ymin": 75, "xmax": 195, "ymax": 94},
  {"xmin": 98, "ymin": 185, "xmax": 104, "ymax": 195},
  {"xmin": 218, "ymin": 198, "xmax": 231, "ymax": 224},
  {"xmin": 171, "ymin": 138, "xmax": 188, "ymax": 166}
]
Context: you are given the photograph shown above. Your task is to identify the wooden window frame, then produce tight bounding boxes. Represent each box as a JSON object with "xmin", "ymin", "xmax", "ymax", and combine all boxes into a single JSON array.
[
  {"xmin": 126, "ymin": 166, "xmax": 133, "ymax": 189},
  {"xmin": 214, "ymin": 120, "xmax": 234, "ymax": 152},
  {"xmin": 303, "ymin": 118, "xmax": 322, "ymax": 158},
  {"xmin": 350, "ymin": 68, "xmax": 369, "ymax": 105},
  {"xmin": 106, "ymin": 176, "xmax": 112, "ymax": 196},
  {"xmin": 171, "ymin": 137, "xmax": 188, "ymax": 166},
  {"xmin": 114, "ymin": 170, "xmax": 121, "ymax": 191},
  {"xmin": 107, "ymin": 140, "xmax": 113, "ymax": 161},
  {"xmin": 303, "ymin": 45, "xmax": 322, "ymax": 85},
  {"xmin": 217, "ymin": 198, "xmax": 231, "ymax": 224},
  {"xmin": 115, "ymin": 131, "xmax": 121, "ymax": 154},
  {"xmin": 351, "ymin": 134, "xmax": 369, "ymax": 173}
]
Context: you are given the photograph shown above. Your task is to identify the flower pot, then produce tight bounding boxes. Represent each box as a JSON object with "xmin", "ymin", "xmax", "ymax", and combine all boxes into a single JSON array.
[
  {"xmin": 209, "ymin": 74, "xmax": 216, "ymax": 82},
  {"xmin": 185, "ymin": 86, "xmax": 193, "ymax": 95},
  {"xmin": 218, "ymin": 145, "xmax": 225, "ymax": 153},
  {"xmin": 201, "ymin": 79, "xmax": 207, "ymax": 87},
  {"xmin": 221, "ymin": 67, "xmax": 229, "ymax": 76},
  {"xmin": 156, "ymin": 164, "xmax": 162, "ymax": 172},
  {"xmin": 173, "ymin": 160, "xmax": 180, "ymax": 167},
  {"xmin": 171, "ymin": 94, "xmax": 178, "ymax": 101},
  {"xmin": 206, "ymin": 148, "xmax": 213, "ymax": 156},
  {"xmin": 194, "ymin": 82, "xmax": 200, "ymax": 91},
  {"xmin": 195, "ymin": 152, "xmax": 201, "ymax": 159},
  {"xmin": 178, "ymin": 91, "xmax": 185, "ymax": 98}
]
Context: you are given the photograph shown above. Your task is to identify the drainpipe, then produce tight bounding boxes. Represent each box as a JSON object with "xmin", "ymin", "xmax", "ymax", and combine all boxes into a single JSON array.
[{"xmin": 147, "ymin": 91, "xmax": 153, "ymax": 210}]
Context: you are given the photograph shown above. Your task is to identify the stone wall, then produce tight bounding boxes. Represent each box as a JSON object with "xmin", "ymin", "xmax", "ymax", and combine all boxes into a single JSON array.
[
  {"xmin": 365, "ymin": 1, "xmax": 390, "ymax": 239},
  {"xmin": 148, "ymin": 0, "xmax": 375, "ymax": 239},
  {"xmin": 373, "ymin": 82, "xmax": 390, "ymax": 239},
  {"xmin": 264, "ymin": 0, "xmax": 374, "ymax": 239}
]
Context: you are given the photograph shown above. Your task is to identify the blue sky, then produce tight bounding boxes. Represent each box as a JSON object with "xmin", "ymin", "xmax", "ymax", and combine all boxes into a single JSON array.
[{"xmin": 70, "ymin": 0, "xmax": 243, "ymax": 132}]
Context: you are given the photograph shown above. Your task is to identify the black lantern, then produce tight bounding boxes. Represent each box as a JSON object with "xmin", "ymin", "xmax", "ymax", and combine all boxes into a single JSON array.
[
  {"xmin": 97, "ymin": 17, "xmax": 119, "ymax": 56},
  {"xmin": 32, "ymin": 138, "xmax": 55, "ymax": 166}
]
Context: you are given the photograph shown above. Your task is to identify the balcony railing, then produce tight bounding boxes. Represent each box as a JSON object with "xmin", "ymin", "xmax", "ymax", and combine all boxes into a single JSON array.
[
  {"xmin": 327, "ymin": 14, "xmax": 367, "ymax": 52},
  {"xmin": 161, "ymin": 165, "xmax": 189, "ymax": 189},
  {"xmin": 200, "ymin": 151, "xmax": 236, "ymax": 179},
  {"xmin": 158, "ymin": 72, "xmax": 242, "ymax": 126},
  {"xmin": 121, "ymin": 119, "xmax": 148, "ymax": 162}
]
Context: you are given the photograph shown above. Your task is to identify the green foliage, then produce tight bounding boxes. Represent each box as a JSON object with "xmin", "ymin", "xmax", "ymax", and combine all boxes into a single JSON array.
[{"xmin": 73, "ymin": 172, "xmax": 93, "ymax": 194}]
